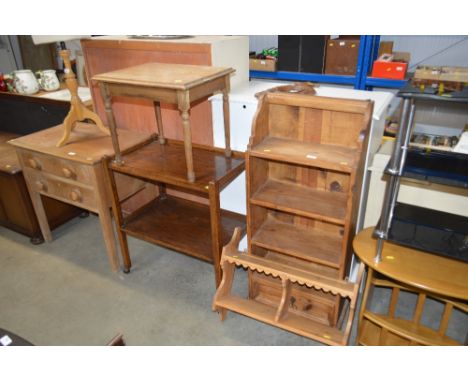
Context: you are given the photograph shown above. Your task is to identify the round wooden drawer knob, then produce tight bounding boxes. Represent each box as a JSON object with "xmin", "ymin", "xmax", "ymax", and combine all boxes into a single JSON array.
[
  {"xmin": 35, "ymin": 181, "xmax": 47, "ymax": 192},
  {"xmin": 330, "ymin": 181, "xmax": 342, "ymax": 192},
  {"xmin": 62, "ymin": 167, "xmax": 75, "ymax": 178},
  {"xmin": 69, "ymin": 189, "xmax": 82, "ymax": 202},
  {"xmin": 28, "ymin": 158, "xmax": 41, "ymax": 170}
]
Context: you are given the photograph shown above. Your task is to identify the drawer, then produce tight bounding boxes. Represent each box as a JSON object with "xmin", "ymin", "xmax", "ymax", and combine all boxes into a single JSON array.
[
  {"xmin": 25, "ymin": 169, "xmax": 97, "ymax": 210},
  {"xmin": 19, "ymin": 150, "xmax": 93, "ymax": 184}
]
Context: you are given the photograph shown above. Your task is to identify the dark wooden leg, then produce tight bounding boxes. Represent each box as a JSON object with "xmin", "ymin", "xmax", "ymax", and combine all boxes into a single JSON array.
[
  {"xmin": 153, "ymin": 101, "xmax": 165, "ymax": 144},
  {"xmin": 208, "ymin": 181, "xmax": 222, "ymax": 288},
  {"xmin": 222, "ymin": 84, "xmax": 232, "ymax": 158},
  {"xmin": 99, "ymin": 82, "xmax": 123, "ymax": 165},
  {"xmin": 158, "ymin": 184, "xmax": 167, "ymax": 200}
]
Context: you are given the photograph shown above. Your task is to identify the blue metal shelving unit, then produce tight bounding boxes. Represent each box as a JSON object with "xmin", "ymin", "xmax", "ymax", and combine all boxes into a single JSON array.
[{"xmin": 249, "ymin": 35, "xmax": 408, "ymax": 90}]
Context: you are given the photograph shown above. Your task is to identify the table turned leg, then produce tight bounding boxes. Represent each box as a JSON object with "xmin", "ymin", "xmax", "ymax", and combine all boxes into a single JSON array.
[
  {"xmin": 222, "ymin": 86, "xmax": 232, "ymax": 158},
  {"xmin": 99, "ymin": 83, "xmax": 123, "ymax": 165},
  {"xmin": 178, "ymin": 91, "xmax": 195, "ymax": 182},
  {"xmin": 153, "ymin": 101, "xmax": 166, "ymax": 145}
]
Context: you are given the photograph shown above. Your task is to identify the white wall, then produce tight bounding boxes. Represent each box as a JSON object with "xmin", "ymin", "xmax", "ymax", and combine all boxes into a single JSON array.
[
  {"xmin": 249, "ymin": 35, "xmax": 278, "ymax": 53},
  {"xmin": 381, "ymin": 35, "xmax": 468, "ymax": 70}
]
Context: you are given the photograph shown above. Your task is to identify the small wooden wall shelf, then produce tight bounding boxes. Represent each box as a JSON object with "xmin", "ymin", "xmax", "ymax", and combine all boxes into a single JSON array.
[
  {"xmin": 213, "ymin": 92, "xmax": 373, "ymax": 344},
  {"xmin": 213, "ymin": 228, "xmax": 365, "ymax": 345},
  {"xmin": 104, "ymin": 139, "xmax": 246, "ymax": 287}
]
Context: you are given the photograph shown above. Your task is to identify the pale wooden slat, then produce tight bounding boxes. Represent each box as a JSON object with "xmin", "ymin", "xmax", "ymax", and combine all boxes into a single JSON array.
[
  {"xmin": 438, "ymin": 303, "xmax": 453, "ymax": 335},
  {"xmin": 413, "ymin": 293, "xmax": 426, "ymax": 324},
  {"xmin": 389, "ymin": 287, "xmax": 400, "ymax": 318}
]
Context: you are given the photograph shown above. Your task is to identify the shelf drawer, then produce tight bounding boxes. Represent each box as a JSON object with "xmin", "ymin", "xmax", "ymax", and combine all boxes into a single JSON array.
[
  {"xmin": 249, "ymin": 270, "xmax": 339, "ymax": 327},
  {"xmin": 19, "ymin": 150, "xmax": 94, "ymax": 184},
  {"xmin": 25, "ymin": 169, "xmax": 97, "ymax": 210}
]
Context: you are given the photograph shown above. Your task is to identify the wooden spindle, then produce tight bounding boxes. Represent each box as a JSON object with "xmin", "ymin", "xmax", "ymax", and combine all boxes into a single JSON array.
[{"xmin": 56, "ymin": 50, "xmax": 110, "ymax": 147}]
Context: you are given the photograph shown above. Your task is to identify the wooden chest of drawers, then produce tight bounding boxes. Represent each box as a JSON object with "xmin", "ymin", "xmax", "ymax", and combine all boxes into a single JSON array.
[
  {"xmin": 9, "ymin": 123, "xmax": 152, "ymax": 271},
  {"xmin": 0, "ymin": 132, "xmax": 81, "ymax": 243}
]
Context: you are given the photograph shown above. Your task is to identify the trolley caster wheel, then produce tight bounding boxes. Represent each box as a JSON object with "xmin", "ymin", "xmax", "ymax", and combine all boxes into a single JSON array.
[
  {"xmin": 30, "ymin": 236, "xmax": 45, "ymax": 245},
  {"xmin": 79, "ymin": 210, "xmax": 90, "ymax": 218}
]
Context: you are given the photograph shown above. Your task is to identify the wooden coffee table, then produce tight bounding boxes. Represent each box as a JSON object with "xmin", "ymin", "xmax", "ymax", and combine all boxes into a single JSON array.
[{"xmin": 353, "ymin": 227, "xmax": 468, "ymax": 345}]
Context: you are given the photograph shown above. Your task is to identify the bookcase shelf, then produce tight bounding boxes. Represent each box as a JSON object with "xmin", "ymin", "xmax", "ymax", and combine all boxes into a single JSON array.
[
  {"xmin": 250, "ymin": 137, "xmax": 357, "ymax": 173},
  {"xmin": 251, "ymin": 214, "xmax": 342, "ymax": 269}
]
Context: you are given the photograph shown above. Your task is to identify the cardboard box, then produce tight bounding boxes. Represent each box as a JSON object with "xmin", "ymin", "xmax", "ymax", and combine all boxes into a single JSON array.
[
  {"xmin": 249, "ymin": 58, "xmax": 276, "ymax": 72},
  {"xmin": 415, "ymin": 66, "xmax": 468, "ymax": 82},
  {"xmin": 371, "ymin": 53, "xmax": 409, "ymax": 80},
  {"xmin": 324, "ymin": 38, "xmax": 360, "ymax": 75},
  {"xmin": 378, "ymin": 41, "xmax": 394, "ymax": 57}
]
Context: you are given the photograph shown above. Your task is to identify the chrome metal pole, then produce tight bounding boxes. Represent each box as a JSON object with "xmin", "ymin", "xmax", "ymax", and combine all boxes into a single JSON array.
[{"xmin": 373, "ymin": 98, "xmax": 413, "ymax": 262}]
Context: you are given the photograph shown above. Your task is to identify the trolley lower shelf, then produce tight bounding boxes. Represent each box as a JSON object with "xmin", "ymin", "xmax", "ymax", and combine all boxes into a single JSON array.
[{"xmin": 123, "ymin": 195, "xmax": 245, "ymax": 263}]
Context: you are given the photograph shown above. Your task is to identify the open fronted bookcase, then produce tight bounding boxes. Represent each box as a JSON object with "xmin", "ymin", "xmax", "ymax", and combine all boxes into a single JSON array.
[{"xmin": 213, "ymin": 91, "xmax": 373, "ymax": 344}]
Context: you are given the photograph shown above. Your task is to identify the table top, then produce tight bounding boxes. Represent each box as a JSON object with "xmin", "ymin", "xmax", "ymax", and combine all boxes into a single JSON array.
[
  {"xmin": 353, "ymin": 227, "xmax": 468, "ymax": 300},
  {"xmin": 8, "ymin": 123, "xmax": 152, "ymax": 165},
  {"xmin": 92, "ymin": 62, "xmax": 234, "ymax": 90}
]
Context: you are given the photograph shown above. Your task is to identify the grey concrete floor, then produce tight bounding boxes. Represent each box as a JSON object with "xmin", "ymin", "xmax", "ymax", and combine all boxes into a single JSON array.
[
  {"xmin": 0, "ymin": 215, "xmax": 322, "ymax": 345},
  {"xmin": 1, "ymin": 214, "xmax": 466, "ymax": 345}
]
